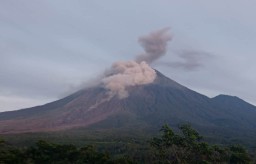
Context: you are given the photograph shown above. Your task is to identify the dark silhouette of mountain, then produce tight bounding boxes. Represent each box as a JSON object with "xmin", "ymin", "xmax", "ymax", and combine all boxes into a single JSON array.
[{"xmin": 0, "ymin": 70, "xmax": 256, "ymax": 142}]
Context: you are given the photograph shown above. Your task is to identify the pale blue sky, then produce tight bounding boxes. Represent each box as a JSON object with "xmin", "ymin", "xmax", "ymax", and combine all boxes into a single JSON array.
[{"xmin": 1, "ymin": 0, "xmax": 256, "ymax": 111}]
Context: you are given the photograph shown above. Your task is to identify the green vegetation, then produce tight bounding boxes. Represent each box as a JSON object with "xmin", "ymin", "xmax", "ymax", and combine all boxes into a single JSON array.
[
  {"xmin": 150, "ymin": 124, "xmax": 252, "ymax": 163},
  {"xmin": 0, "ymin": 125, "xmax": 255, "ymax": 163}
]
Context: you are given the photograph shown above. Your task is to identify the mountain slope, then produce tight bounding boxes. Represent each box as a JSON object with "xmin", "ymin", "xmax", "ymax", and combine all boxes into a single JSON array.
[
  {"xmin": 0, "ymin": 70, "xmax": 256, "ymax": 139},
  {"xmin": 211, "ymin": 95, "xmax": 256, "ymax": 129}
]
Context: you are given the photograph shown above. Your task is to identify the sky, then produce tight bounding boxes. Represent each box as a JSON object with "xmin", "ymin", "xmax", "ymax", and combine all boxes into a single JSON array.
[{"xmin": 1, "ymin": 0, "xmax": 256, "ymax": 112}]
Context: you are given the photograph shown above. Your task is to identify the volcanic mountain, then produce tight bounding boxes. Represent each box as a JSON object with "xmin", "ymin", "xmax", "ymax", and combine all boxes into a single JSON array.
[{"xmin": 0, "ymin": 70, "xmax": 256, "ymax": 142}]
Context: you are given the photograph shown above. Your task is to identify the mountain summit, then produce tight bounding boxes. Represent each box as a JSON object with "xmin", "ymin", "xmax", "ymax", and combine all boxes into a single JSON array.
[{"xmin": 0, "ymin": 70, "xmax": 256, "ymax": 141}]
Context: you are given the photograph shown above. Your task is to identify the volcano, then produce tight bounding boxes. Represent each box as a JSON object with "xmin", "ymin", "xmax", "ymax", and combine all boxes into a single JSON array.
[{"xmin": 0, "ymin": 70, "xmax": 256, "ymax": 142}]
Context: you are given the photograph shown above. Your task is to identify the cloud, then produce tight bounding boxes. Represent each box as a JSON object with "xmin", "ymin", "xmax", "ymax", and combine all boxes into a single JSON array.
[{"xmin": 159, "ymin": 50, "xmax": 212, "ymax": 71}]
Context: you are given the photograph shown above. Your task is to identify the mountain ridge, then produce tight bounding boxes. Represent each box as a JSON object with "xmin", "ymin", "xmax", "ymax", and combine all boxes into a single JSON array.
[{"xmin": 0, "ymin": 70, "xmax": 256, "ymax": 139}]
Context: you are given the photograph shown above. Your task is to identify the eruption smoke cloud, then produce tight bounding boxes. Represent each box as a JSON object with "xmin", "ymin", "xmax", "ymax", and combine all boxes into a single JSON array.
[
  {"xmin": 136, "ymin": 27, "xmax": 172, "ymax": 64},
  {"xmin": 102, "ymin": 28, "xmax": 171, "ymax": 99},
  {"xmin": 103, "ymin": 61, "xmax": 156, "ymax": 99}
]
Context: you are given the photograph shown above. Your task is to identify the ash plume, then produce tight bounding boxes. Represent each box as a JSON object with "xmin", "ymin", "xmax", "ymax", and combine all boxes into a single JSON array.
[
  {"xmin": 136, "ymin": 27, "xmax": 172, "ymax": 64},
  {"xmin": 102, "ymin": 61, "xmax": 156, "ymax": 99},
  {"xmin": 100, "ymin": 28, "xmax": 171, "ymax": 99}
]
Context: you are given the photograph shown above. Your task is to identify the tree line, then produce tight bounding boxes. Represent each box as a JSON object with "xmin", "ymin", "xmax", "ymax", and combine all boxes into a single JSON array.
[{"xmin": 0, "ymin": 124, "xmax": 255, "ymax": 163}]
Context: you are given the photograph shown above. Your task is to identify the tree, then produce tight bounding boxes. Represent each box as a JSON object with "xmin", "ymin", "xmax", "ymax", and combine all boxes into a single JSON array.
[
  {"xmin": 0, "ymin": 139, "xmax": 26, "ymax": 164},
  {"xmin": 229, "ymin": 145, "xmax": 251, "ymax": 164},
  {"xmin": 150, "ymin": 124, "xmax": 252, "ymax": 164}
]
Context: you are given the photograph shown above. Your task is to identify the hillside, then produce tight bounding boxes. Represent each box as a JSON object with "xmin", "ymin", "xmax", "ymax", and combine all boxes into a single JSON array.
[{"xmin": 0, "ymin": 70, "xmax": 256, "ymax": 145}]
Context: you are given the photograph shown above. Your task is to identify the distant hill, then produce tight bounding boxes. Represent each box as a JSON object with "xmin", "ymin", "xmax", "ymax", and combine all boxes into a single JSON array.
[{"xmin": 0, "ymin": 70, "xmax": 256, "ymax": 144}]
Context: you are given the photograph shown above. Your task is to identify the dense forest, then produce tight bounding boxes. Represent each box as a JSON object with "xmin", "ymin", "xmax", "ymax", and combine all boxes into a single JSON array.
[{"xmin": 0, "ymin": 124, "xmax": 255, "ymax": 164}]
